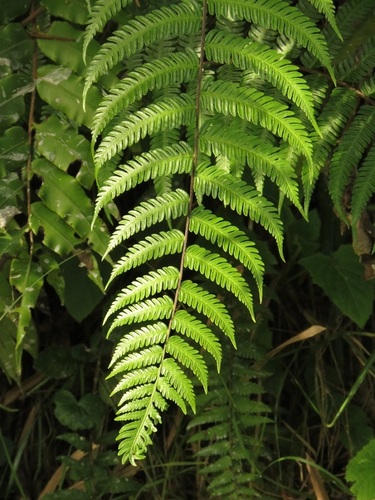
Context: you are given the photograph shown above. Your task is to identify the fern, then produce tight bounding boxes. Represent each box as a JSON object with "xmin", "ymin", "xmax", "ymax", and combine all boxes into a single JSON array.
[
  {"xmin": 83, "ymin": 0, "xmax": 345, "ymax": 470},
  {"xmin": 208, "ymin": 0, "xmax": 335, "ymax": 80},
  {"xmin": 188, "ymin": 333, "xmax": 272, "ymax": 498},
  {"xmin": 329, "ymin": 105, "xmax": 375, "ymax": 223},
  {"xmin": 205, "ymin": 29, "xmax": 319, "ymax": 132},
  {"xmin": 83, "ymin": 2, "xmax": 202, "ymax": 103}
]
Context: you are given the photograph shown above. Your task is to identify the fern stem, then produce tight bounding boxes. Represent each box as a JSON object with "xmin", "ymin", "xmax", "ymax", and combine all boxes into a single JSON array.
[{"xmin": 166, "ymin": 0, "xmax": 208, "ymax": 334}]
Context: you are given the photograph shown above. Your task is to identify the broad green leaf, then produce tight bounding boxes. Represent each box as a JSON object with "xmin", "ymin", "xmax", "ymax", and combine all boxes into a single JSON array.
[
  {"xmin": 300, "ymin": 245, "xmax": 375, "ymax": 327},
  {"xmin": 38, "ymin": 249, "xmax": 65, "ymax": 304},
  {"xmin": 30, "ymin": 202, "xmax": 81, "ymax": 256},
  {"xmin": 0, "ymin": 317, "xmax": 17, "ymax": 381},
  {"xmin": 38, "ymin": 22, "xmax": 118, "ymax": 90},
  {"xmin": 38, "ymin": 22, "xmax": 88, "ymax": 77},
  {"xmin": 54, "ymin": 390, "xmax": 106, "ymax": 430},
  {"xmin": 62, "ymin": 257, "xmax": 104, "ymax": 322},
  {"xmin": 32, "ymin": 158, "xmax": 93, "ymax": 238},
  {"xmin": 0, "ymin": 24, "xmax": 33, "ymax": 70},
  {"xmin": 0, "ymin": 73, "xmax": 31, "ymax": 133},
  {"xmin": 0, "ymin": 228, "xmax": 26, "ymax": 258},
  {"xmin": 0, "ymin": 1, "xmax": 30, "ymax": 24},
  {"xmin": 35, "ymin": 116, "xmax": 94, "ymax": 189},
  {"xmin": 346, "ymin": 438, "xmax": 375, "ymax": 500},
  {"xmin": 0, "ymin": 127, "xmax": 28, "ymax": 176},
  {"xmin": 9, "ymin": 256, "xmax": 43, "ymax": 373},
  {"xmin": 0, "ymin": 172, "xmax": 24, "ymax": 208},
  {"xmin": 36, "ymin": 65, "xmax": 102, "ymax": 128},
  {"xmin": 33, "ymin": 159, "xmax": 109, "ymax": 257},
  {"xmin": 41, "ymin": 0, "xmax": 90, "ymax": 25}
]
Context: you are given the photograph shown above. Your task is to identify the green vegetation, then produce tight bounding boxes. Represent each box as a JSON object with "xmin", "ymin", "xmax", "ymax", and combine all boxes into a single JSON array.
[{"xmin": 0, "ymin": 0, "xmax": 375, "ymax": 498}]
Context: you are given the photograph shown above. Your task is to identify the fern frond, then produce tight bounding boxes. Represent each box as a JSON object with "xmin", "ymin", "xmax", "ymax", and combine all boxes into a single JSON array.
[
  {"xmin": 92, "ymin": 51, "xmax": 199, "ymax": 142},
  {"xmin": 302, "ymin": 87, "xmax": 358, "ymax": 209},
  {"xmin": 112, "ymin": 366, "xmax": 160, "ymax": 395},
  {"xmin": 190, "ymin": 206, "xmax": 264, "ymax": 300},
  {"xmin": 94, "ymin": 142, "xmax": 193, "ymax": 221},
  {"xmin": 105, "ymin": 267, "xmax": 180, "ymax": 322},
  {"xmin": 161, "ymin": 358, "xmax": 196, "ymax": 412},
  {"xmin": 109, "ymin": 345, "xmax": 164, "ymax": 377},
  {"xmin": 195, "ymin": 166, "xmax": 284, "ymax": 257},
  {"xmin": 207, "ymin": 0, "xmax": 335, "ymax": 80},
  {"xmin": 83, "ymin": 0, "xmax": 133, "ymax": 62},
  {"xmin": 329, "ymin": 105, "xmax": 375, "ymax": 222},
  {"xmin": 179, "ymin": 281, "xmax": 235, "ymax": 343},
  {"xmin": 351, "ymin": 144, "xmax": 375, "ymax": 225},
  {"xmin": 200, "ymin": 118, "xmax": 301, "ymax": 209},
  {"xmin": 172, "ymin": 310, "xmax": 223, "ymax": 370},
  {"xmin": 184, "ymin": 245, "xmax": 254, "ymax": 321},
  {"xmin": 110, "ymin": 323, "xmax": 168, "ymax": 366},
  {"xmin": 307, "ymin": 0, "xmax": 341, "ymax": 39},
  {"xmin": 83, "ymin": 2, "xmax": 201, "ymax": 103},
  {"xmin": 166, "ymin": 336, "xmax": 208, "ymax": 392},
  {"xmin": 107, "ymin": 296, "xmax": 173, "ymax": 335},
  {"xmin": 105, "ymin": 189, "xmax": 189, "ymax": 256},
  {"xmin": 107, "ymin": 230, "xmax": 184, "ymax": 287},
  {"xmin": 201, "ymin": 78, "xmax": 313, "ymax": 165},
  {"xmin": 95, "ymin": 94, "xmax": 195, "ymax": 168},
  {"xmin": 205, "ymin": 29, "xmax": 319, "ymax": 131}
]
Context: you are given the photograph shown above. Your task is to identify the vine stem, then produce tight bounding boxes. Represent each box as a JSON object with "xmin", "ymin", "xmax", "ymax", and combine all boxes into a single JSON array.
[{"xmin": 166, "ymin": 0, "xmax": 208, "ymax": 336}]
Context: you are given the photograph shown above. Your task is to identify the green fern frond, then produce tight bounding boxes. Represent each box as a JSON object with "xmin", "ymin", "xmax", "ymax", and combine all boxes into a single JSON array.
[
  {"xmin": 360, "ymin": 75, "xmax": 375, "ymax": 98},
  {"xmin": 207, "ymin": 0, "xmax": 335, "ymax": 81},
  {"xmin": 335, "ymin": 36, "xmax": 375, "ymax": 82},
  {"xmin": 107, "ymin": 295, "xmax": 173, "ymax": 335},
  {"xmin": 172, "ymin": 310, "xmax": 223, "ymax": 369},
  {"xmin": 190, "ymin": 206, "xmax": 264, "ymax": 300},
  {"xmin": 110, "ymin": 323, "xmax": 168, "ymax": 366},
  {"xmin": 92, "ymin": 51, "xmax": 199, "ymax": 142},
  {"xmin": 351, "ymin": 144, "xmax": 375, "ymax": 224},
  {"xmin": 105, "ymin": 189, "xmax": 189, "ymax": 256},
  {"xmin": 104, "ymin": 267, "xmax": 180, "ymax": 322},
  {"xmin": 329, "ymin": 105, "xmax": 375, "ymax": 222},
  {"xmin": 184, "ymin": 245, "xmax": 254, "ymax": 321},
  {"xmin": 112, "ymin": 366, "xmax": 160, "ymax": 396},
  {"xmin": 179, "ymin": 281, "xmax": 235, "ymax": 343},
  {"xmin": 83, "ymin": 2, "xmax": 201, "ymax": 103},
  {"xmin": 307, "ymin": 0, "xmax": 341, "ymax": 39},
  {"xmin": 201, "ymin": 78, "xmax": 313, "ymax": 166},
  {"xmin": 195, "ymin": 166, "xmax": 284, "ymax": 257},
  {"xmin": 188, "ymin": 332, "xmax": 271, "ymax": 498},
  {"xmin": 302, "ymin": 87, "xmax": 358, "ymax": 209},
  {"xmin": 109, "ymin": 345, "xmax": 164, "ymax": 377},
  {"xmin": 205, "ymin": 29, "xmax": 319, "ymax": 132},
  {"xmin": 83, "ymin": 0, "xmax": 133, "ymax": 63},
  {"xmin": 94, "ymin": 142, "xmax": 193, "ymax": 221},
  {"xmin": 107, "ymin": 230, "xmax": 184, "ymax": 287},
  {"xmin": 95, "ymin": 94, "xmax": 195, "ymax": 169},
  {"xmin": 161, "ymin": 357, "xmax": 196, "ymax": 412},
  {"xmin": 166, "ymin": 336, "xmax": 208, "ymax": 392},
  {"xmin": 200, "ymin": 119, "xmax": 301, "ymax": 209}
]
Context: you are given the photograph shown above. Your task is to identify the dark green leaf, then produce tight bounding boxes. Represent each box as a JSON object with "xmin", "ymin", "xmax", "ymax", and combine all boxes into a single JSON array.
[
  {"xmin": 54, "ymin": 390, "xmax": 106, "ymax": 430},
  {"xmin": 36, "ymin": 65, "xmax": 102, "ymax": 128},
  {"xmin": 41, "ymin": 0, "xmax": 90, "ymax": 25},
  {"xmin": 0, "ymin": 127, "xmax": 28, "ymax": 176},
  {"xmin": 346, "ymin": 438, "xmax": 375, "ymax": 500},
  {"xmin": 300, "ymin": 245, "xmax": 375, "ymax": 327},
  {"xmin": 0, "ymin": 23, "xmax": 33, "ymax": 70}
]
